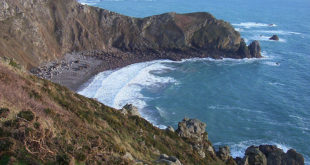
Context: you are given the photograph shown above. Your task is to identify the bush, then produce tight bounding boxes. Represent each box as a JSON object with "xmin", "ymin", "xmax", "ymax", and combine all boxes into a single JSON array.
[
  {"xmin": 17, "ymin": 110, "xmax": 35, "ymax": 121},
  {"xmin": 75, "ymin": 152, "xmax": 86, "ymax": 161},
  {"xmin": 34, "ymin": 122, "xmax": 40, "ymax": 129},
  {"xmin": 43, "ymin": 108, "xmax": 52, "ymax": 115},
  {"xmin": 56, "ymin": 153, "xmax": 70, "ymax": 165},
  {"xmin": 0, "ymin": 108, "xmax": 10, "ymax": 118},
  {"xmin": 9, "ymin": 58, "xmax": 21, "ymax": 69},
  {"xmin": 0, "ymin": 138, "xmax": 14, "ymax": 151}
]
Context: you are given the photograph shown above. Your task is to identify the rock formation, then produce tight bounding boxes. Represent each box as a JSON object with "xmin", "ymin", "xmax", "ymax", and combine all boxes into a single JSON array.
[
  {"xmin": 235, "ymin": 145, "xmax": 304, "ymax": 165},
  {"xmin": 0, "ymin": 0, "xmax": 261, "ymax": 70},
  {"xmin": 176, "ymin": 118, "xmax": 215, "ymax": 158},
  {"xmin": 217, "ymin": 146, "xmax": 236, "ymax": 164},
  {"xmin": 269, "ymin": 35, "xmax": 279, "ymax": 41},
  {"xmin": 120, "ymin": 104, "xmax": 141, "ymax": 117},
  {"xmin": 156, "ymin": 154, "xmax": 182, "ymax": 165}
]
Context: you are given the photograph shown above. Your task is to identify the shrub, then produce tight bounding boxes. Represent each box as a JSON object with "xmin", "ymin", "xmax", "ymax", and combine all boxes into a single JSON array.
[
  {"xmin": 29, "ymin": 90, "xmax": 42, "ymax": 100},
  {"xmin": 0, "ymin": 138, "xmax": 14, "ymax": 151},
  {"xmin": 34, "ymin": 122, "xmax": 40, "ymax": 129},
  {"xmin": 17, "ymin": 110, "xmax": 35, "ymax": 121},
  {"xmin": 43, "ymin": 108, "xmax": 52, "ymax": 115},
  {"xmin": 9, "ymin": 58, "xmax": 21, "ymax": 69},
  {"xmin": 0, "ymin": 107, "xmax": 10, "ymax": 118},
  {"xmin": 75, "ymin": 152, "xmax": 86, "ymax": 161},
  {"xmin": 56, "ymin": 153, "xmax": 70, "ymax": 165}
]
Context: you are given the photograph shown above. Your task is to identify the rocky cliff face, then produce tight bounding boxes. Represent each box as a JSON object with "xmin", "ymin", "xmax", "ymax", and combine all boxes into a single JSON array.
[{"xmin": 0, "ymin": 0, "xmax": 260, "ymax": 69}]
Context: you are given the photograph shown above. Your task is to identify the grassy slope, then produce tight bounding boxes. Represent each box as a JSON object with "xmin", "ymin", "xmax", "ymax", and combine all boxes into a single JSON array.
[{"xmin": 0, "ymin": 59, "xmax": 226, "ymax": 164}]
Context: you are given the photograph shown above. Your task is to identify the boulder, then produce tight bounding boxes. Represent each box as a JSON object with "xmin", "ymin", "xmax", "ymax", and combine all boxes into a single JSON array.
[
  {"xmin": 122, "ymin": 152, "xmax": 134, "ymax": 161},
  {"xmin": 166, "ymin": 126, "xmax": 175, "ymax": 132},
  {"xmin": 269, "ymin": 35, "xmax": 279, "ymax": 41},
  {"xmin": 156, "ymin": 154, "xmax": 182, "ymax": 165},
  {"xmin": 121, "ymin": 104, "xmax": 141, "ymax": 117}
]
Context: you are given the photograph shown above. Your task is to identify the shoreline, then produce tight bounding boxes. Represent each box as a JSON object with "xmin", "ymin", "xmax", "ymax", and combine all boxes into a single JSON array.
[{"xmin": 32, "ymin": 49, "xmax": 252, "ymax": 91}]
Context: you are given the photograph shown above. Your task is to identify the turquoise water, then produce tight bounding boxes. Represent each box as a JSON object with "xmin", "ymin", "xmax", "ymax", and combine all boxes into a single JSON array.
[{"xmin": 78, "ymin": 0, "xmax": 310, "ymax": 162}]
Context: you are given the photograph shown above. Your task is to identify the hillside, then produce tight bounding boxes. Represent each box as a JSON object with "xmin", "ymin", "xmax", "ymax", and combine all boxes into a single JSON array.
[
  {"xmin": 0, "ymin": 58, "xmax": 231, "ymax": 164},
  {"xmin": 1, "ymin": 0, "xmax": 260, "ymax": 70}
]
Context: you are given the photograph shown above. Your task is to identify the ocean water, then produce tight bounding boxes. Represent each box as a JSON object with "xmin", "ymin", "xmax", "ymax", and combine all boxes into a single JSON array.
[{"xmin": 78, "ymin": 0, "xmax": 310, "ymax": 162}]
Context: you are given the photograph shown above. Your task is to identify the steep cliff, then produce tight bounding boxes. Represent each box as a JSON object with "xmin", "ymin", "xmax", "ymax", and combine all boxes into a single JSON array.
[{"xmin": 0, "ymin": 0, "xmax": 260, "ymax": 70}]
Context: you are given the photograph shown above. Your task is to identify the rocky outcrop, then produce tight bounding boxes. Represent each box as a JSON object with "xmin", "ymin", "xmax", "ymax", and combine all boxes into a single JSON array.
[
  {"xmin": 156, "ymin": 154, "xmax": 182, "ymax": 165},
  {"xmin": 0, "ymin": 0, "xmax": 261, "ymax": 70},
  {"xmin": 217, "ymin": 146, "xmax": 236, "ymax": 164},
  {"xmin": 166, "ymin": 126, "xmax": 175, "ymax": 132},
  {"xmin": 269, "ymin": 35, "xmax": 279, "ymax": 41},
  {"xmin": 248, "ymin": 41, "xmax": 261, "ymax": 58},
  {"xmin": 236, "ymin": 145, "xmax": 304, "ymax": 165},
  {"xmin": 120, "ymin": 104, "xmax": 141, "ymax": 117},
  {"xmin": 176, "ymin": 118, "xmax": 215, "ymax": 158},
  {"xmin": 259, "ymin": 145, "xmax": 304, "ymax": 165}
]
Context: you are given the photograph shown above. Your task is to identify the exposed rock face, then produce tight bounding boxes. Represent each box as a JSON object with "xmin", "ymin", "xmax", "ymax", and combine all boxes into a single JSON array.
[
  {"xmin": 0, "ymin": 0, "xmax": 261, "ymax": 70},
  {"xmin": 176, "ymin": 118, "xmax": 207, "ymax": 142},
  {"xmin": 217, "ymin": 146, "xmax": 232, "ymax": 161},
  {"xmin": 269, "ymin": 35, "xmax": 279, "ymax": 41},
  {"xmin": 244, "ymin": 146, "xmax": 267, "ymax": 165},
  {"xmin": 121, "ymin": 104, "xmax": 141, "ymax": 117},
  {"xmin": 248, "ymin": 41, "xmax": 261, "ymax": 58},
  {"xmin": 259, "ymin": 145, "xmax": 304, "ymax": 165},
  {"xmin": 166, "ymin": 126, "xmax": 175, "ymax": 132},
  {"xmin": 236, "ymin": 145, "xmax": 304, "ymax": 165},
  {"xmin": 156, "ymin": 154, "xmax": 182, "ymax": 165},
  {"xmin": 176, "ymin": 118, "xmax": 214, "ymax": 158}
]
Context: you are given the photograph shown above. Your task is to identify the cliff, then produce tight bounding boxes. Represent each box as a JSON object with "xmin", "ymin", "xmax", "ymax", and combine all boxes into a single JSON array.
[{"xmin": 0, "ymin": 0, "xmax": 260, "ymax": 70}]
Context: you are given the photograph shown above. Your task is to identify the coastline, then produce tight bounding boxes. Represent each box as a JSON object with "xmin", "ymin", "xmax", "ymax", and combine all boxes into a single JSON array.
[{"xmin": 32, "ymin": 48, "xmax": 251, "ymax": 91}]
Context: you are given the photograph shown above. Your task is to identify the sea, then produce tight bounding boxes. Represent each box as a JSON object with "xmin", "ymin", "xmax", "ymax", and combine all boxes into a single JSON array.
[{"xmin": 77, "ymin": 0, "xmax": 310, "ymax": 162}]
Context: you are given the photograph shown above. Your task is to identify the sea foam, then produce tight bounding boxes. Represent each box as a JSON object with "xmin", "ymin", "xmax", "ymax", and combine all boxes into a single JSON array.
[
  {"xmin": 78, "ymin": 60, "xmax": 176, "ymax": 128},
  {"xmin": 233, "ymin": 22, "xmax": 277, "ymax": 29}
]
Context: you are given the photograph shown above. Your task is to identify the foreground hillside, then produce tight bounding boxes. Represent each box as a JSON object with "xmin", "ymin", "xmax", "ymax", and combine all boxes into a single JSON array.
[{"xmin": 0, "ymin": 59, "xmax": 231, "ymax": 164}]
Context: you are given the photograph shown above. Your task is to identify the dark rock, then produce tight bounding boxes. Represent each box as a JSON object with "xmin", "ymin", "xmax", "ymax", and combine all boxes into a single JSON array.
[
  {"xmin": 286, "ymin": 149, "xmax": 304, "ymax": 165},
  {"xmin": 258, "ymin": 145, "xmax": 304, "ymax": 165},
  {"xmin": 248, "ymin": 40, "xmax": 262, "ymax": 58},
  {"xmin": 245, "ymin": 146, "xmax": 267, "ymax": 165},
  {"xmin": 269, "ymin": 35, "xmax": 279, "ymax": 41},
  {"xmin": 238, "ymin": 145, "xmax": 305, "ymax": 165}
]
